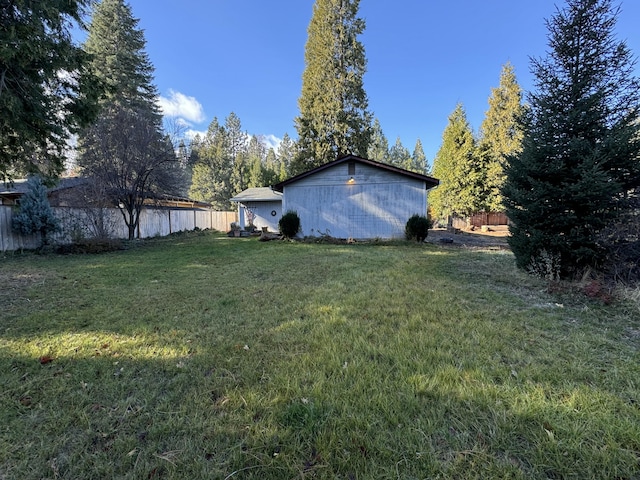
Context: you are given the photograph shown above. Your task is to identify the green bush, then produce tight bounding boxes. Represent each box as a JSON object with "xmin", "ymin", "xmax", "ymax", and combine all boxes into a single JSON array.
[
  {"xmin": 279, "ymin": 210, "xmax": 301, "ymax": 239},
  {"xmin": 11, "ymin": 175, "xmax": 60, "ymax": 248},
  {"xmin": 405, "ymin": 214, "xmax": 432, "ymax": 242}
]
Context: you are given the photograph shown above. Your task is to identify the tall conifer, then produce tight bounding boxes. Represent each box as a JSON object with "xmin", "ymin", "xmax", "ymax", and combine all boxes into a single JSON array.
[
  {"xmin": 188, "ymin": 118, "xmax": 233, "ymax": 210},
  {"xmin": 429, "ymin": 104, "xmax": 482, "ymax": 222},
  {"xmin": 478, "ymin": 63, "xmax": 525, "ymax": 212},
  {"xmin": 277, "ymin": 133, "xmax": 297, "ymax": 181},
  {"xmin": 367, "ymin": 118, "xmax": 390, "ymax": 163},
  {"xmin": 83, "ymin": 0, "xmax": 160, "ymax": 116},
  {"xmin": 388, "ymin": 137, "xmax": 411, "ymax": 169},
  {"xmin": 293, "ymin": 0, "xmax": 372, "ymax": 173},
  {"xmin": 503, "ymin": 0, "xmax": 640, "ymax": 277},
  {"xmin": 411, "ymin": 139, "xmax": 428, "ymax": 174}
]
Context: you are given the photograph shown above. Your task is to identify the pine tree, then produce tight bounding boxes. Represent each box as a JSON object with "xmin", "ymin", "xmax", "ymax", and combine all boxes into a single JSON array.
[
  {"xmin": 263, "ymin": 148, "xmax": 280, "ymax": 186},
  {"xmin": 276, "ymin": 133, "xmax": 297, "ymax": 181},
  {"xmin": 226, "ymin": 113, "xmax": 249, "ymax": 195},
  {"xmin": 478, "ymin": 63, "xmax": 525, "ymax": 212},
  {"xmin": 388, "ymin": 137, "xmax": 411, "ymax": 169},
  {"xmin": 429, "ymin": 104, "xmax": 483, "ymax": 223},
  {"xmin": 293, "ymin": 0, "xmax": 372, "ymax": 173},
  {"xmin": 188, "ymin": 118, "xmax": 233, "ymax": 210},
  {"xmin": 83, "ymin": 0, "xmax": 159, "ymax": 114},
  {"xmin": 367, "ymin": 118, "xmax": 390, "ymax": 163},
  {"xmin": 411, "ymin": 139, "xmax": 428, "ymax": 174},
  {"xmin": 247, "ymin": 155, "xmax": 264, "ymax": 189},
  {"xmin": 503, "ymin": 0, "xmax": 640, "ymax": 278},
  {"xmin": 239, "ymin": 135, "xmax": 266, "ymax": 190},
  {"xmin": 1, "ymin": 0, "xmax": 101, "ymax": 181}
]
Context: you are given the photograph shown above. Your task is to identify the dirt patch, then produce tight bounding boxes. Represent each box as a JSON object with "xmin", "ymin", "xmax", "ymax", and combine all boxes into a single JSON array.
[{"xmin": 425, "ymin": 228, "xmax": 510, "ymax": 250}]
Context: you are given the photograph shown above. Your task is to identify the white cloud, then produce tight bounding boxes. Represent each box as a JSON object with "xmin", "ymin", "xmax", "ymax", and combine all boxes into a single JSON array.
[
  {"xmin": 158, "ymin": 90, "xmax": 206, "ymax": 124},
  {"xmin": 184, "ymin": 129, "xmax": 208, "ymax": 141},
  {"xmin": 263, "ymin": 134, "xmax": 282, "ymax": 151}
]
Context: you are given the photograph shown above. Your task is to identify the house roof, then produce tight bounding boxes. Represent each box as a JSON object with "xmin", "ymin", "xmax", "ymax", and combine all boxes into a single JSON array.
[
  {"xmin": 273, "ymin": 154, "xmax": 440, "ymax": 192},
  {"xmin": 230, "ymin": 187, "xmax": 283, "ymax": 203},
  {"xmin": 1, "ymin": 177, "xmax": 212, "ymax": 209},
  {"xmin": 0, "ymin": 176, "xmax": 89, "ymax": 199}
]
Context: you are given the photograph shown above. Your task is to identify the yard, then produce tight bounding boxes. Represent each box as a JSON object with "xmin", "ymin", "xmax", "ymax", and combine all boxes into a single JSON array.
[{"xmin": 1, "ymin": 231, "xmax": 639, "ymax": 479}]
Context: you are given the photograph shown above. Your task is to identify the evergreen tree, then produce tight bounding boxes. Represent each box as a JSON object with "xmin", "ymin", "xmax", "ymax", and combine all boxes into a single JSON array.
[
  {"xmin": 293, "ymin": 0, "xmax": 372, "ymax": 173},
  {"xmin": 367, "ymin": 118, "xmax": 390, "ymax": 163},
  {"xmin": 429, "ymin": 104, "xmax": 483, "ymax": 223},
  {"xmin": 83, "ymin": 0, "xmax": 159, "ymax": 114},
  {"xmin": 247, "ymin": 155, "xmax": 264, "ymax": 189},
  {"xmin": 263, "ymin": 148, "xmax": 280, "ymax": 186},
  {"xmin": 188, "ymin": 118, "xmax": 233, "ymax": 210},
  {"xmin": 230, "ymin": 151, "xmax": 248, "ymax": 195},
  {"xmin": 226, "ymin": 112, "xmax": 249, "ymax": 194},
  {"xmin": 225, "ymin": 112, "xmax": 247, "ymax": 160},
  {"xmin": 478, "ymin": 63, "xmax": 525, "ymax": 212},
  {"xmin": 240, "ymin": 135, "xmax": 266, "ymax": 190},
  {"xmin": 1, "ymin": 0, "xmax": 101, "ymax": 181},
  {"xmin": 12, "ymin": 176, "xmax": 60, "ymax": 247},
  {"xmin": 411, "ymin": 139, "xmax": 428, "ymax": 174},
  {"xmin": 388, "ymin": 137, "xmax": 411, "ymax": 169},
  {"xmin": 276, "ymin": 133, "xmax": 297, "ymax": 181},
  {"xmin": 503, "ymin": 0, "xmax": 640, "ymax": 278}
]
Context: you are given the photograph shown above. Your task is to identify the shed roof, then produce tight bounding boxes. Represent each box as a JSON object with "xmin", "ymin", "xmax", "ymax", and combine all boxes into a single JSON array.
[
  {"xmin": 230, "ymin": 187, "xmax": 283, "ymax": 203},
  {"xmin": 273, "ymin": 154, "xmax": 440, "ymax": 192}
]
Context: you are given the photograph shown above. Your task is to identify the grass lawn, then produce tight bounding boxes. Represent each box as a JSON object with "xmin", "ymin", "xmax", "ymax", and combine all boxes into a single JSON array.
[{"xmin": 1, "ymin": 231, "xmax": 639, "ymax": 479}]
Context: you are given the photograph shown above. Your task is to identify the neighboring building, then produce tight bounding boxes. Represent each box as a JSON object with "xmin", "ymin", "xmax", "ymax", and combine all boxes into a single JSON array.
[
  {"xmin": 0, "ymin": 177, "xmax": 211, "ymax": 209},
  {"xmin": 230, "ymin": 187, "xmax": 283, "ymax": 232},
  {"xmin": 273, "ymin": 154, "xmax": 439, "ymax": 239},
  {"xmin": 0, "ymin": 177, "xmax": 89, "ymax": 206}
]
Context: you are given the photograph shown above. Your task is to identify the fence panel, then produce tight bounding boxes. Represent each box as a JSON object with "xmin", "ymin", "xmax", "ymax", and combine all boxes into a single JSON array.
[
  {"xmin": 170, "ymin": 210, "xmax": 196, "ymax": 233},
  {"xmin": 0, "ymin": 206, "xmax": 39, "ymax": 251},
  {"xmin": 138, "ymin": 209, "xmax": 169, "ymax": 238},
  {"xmin": 0, "ymin": 206, "xmax": 237, "ymax": 252},
  {"xmin": 469, "ymin": 212, "xmax": 509, "ymax": 227},
  {"xmin": 209, "ymin": 211, "xmax": 236, "ymax": 232}
]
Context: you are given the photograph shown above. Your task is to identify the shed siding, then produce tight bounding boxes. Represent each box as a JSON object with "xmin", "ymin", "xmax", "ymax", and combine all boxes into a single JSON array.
[
  {"xmin": 239, "ymin": 201, "xmax": 281, "ymax": 232},
  {"xmin": 282, "ymin": 162, "xmax": 427, "ymax": 239}
]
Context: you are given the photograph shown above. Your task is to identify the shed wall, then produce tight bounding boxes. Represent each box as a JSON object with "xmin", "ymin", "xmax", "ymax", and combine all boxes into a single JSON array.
[
  {"xmin": 282, "ymin": 162, "xmax": 427, "ymax": 239},
  {"xmin": 238, "ymin": 201, "xmax": 281, "ymax": 232}
]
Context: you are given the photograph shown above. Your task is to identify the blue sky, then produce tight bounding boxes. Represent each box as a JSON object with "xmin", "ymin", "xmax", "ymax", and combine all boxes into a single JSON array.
[{"xmin": 101, "ymin": 1, "xmax": 640, "ymax": 162}]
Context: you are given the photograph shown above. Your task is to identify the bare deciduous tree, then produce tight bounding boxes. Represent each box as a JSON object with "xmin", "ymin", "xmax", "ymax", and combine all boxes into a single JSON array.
[{"xmin": 79, "ymin": 103, "xmax": 185, "ymax": 240}]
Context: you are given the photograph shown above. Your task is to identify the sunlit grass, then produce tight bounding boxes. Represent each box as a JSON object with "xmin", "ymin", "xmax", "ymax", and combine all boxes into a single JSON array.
[{"xmin": 1, "ymin": 231, "xmax": 639, "ymax": 479}]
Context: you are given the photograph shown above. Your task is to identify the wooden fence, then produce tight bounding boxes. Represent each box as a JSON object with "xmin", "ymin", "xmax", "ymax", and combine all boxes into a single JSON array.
[
  {"xmin": 450, "ymin": 212, "xmax": 510, "ymax": 230},
  {"xmin": 469, "ymin": 212, "xmax": 509, "ymax": 227},
  {"xmin": 0, "ymin": 206, "xmax": 237, "ymax": 252}
]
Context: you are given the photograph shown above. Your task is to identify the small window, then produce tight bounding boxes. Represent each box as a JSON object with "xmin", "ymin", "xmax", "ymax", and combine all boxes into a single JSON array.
[{"xmin": 348, "ymin": 162, "xmax": 355, "ymax": 175}]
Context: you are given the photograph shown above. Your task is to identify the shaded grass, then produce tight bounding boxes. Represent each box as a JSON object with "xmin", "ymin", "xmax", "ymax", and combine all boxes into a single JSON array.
[{"xmin": 1, "ymin": 231, "xmax": 639, "ymax": 479}]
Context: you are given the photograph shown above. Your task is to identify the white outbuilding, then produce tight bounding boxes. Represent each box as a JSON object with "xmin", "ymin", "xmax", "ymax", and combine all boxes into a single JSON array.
[
  {"xmin": 273, "ymin": 154, "xmax": 439, "ymax": 239},
  {"xmin": 229, "ymin": 187, "xmax": 283, "ymax": 232}
]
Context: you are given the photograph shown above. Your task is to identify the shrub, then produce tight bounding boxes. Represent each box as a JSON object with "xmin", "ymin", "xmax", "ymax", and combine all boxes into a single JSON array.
[
  {"xmin": 12, "ymin": 176, "xmax": 60, "ymax": 248},
  {"xmin": 279, "ymin": 210, "xmax": 301, "ymax": 239},
  {"xmin": 405, "ymin": 214, "xmax": 432, "ymax": 242}
]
